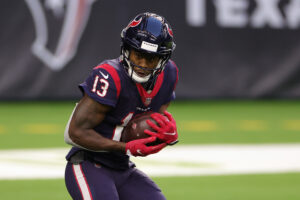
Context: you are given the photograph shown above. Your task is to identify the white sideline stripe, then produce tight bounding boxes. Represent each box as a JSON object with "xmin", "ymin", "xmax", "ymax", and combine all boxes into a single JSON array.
[
  {"xmin": 73, "ymin": 164, "xmax": 92, "ymax": 200},
  {"xmin": 0, "ymin": 144, "xmax": 300, "ymax": 180}
]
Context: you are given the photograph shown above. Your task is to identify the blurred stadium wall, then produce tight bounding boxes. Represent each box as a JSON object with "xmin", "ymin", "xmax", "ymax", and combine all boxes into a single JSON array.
[{"xmin": 0, "ymin": 0, "xmax": 300, "ymax": 100}]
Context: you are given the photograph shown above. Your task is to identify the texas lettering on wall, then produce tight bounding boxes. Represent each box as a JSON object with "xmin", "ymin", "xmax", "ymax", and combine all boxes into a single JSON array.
[{"xmin": 186, "ymin": 0, "xmax": 300, "ymax": 29}]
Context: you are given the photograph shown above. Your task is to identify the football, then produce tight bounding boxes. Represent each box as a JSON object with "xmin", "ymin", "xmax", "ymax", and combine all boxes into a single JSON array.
[{"xmin": 121, "ymin": 112, "xmax": 163, "ymax": 146}]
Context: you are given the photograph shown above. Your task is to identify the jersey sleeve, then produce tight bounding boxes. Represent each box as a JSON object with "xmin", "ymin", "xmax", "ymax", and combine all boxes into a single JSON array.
[{"xmin": 79, "ymin": 64, "xmax": 121, "ymax": 107}]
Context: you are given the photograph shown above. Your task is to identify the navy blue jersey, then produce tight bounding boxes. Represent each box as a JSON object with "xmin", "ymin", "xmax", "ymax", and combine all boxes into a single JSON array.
[{"xmin": 66, "ymin": 58, "xmax": 178, "ymax": 169}]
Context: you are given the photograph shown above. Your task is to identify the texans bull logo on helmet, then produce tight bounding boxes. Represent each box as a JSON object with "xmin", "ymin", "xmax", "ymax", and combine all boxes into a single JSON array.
[{"xmin": 127, "ymin": 18, "xmax": 142, "ymax": 28}]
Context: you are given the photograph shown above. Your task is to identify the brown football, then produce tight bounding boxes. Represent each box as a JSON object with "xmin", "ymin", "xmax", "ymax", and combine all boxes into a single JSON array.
[{"xmin": 121, "ymin": 112, "xmax": 163, "ymax": 146}]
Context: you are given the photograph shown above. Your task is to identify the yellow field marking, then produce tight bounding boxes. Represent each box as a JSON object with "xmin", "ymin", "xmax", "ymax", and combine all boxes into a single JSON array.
[
  {"xmin": 180, "ymin": 120, "xmax": 217, "ymax": 132},
  {"xmin": 239, "ymin": 120, "xmax": 267, "ymax": 131},
  {"xmin": 22, "ymin": 123, "xmax": 63, "ymax": 134},
  {"xmin": 0, "ymin": 125, "xmax": 5, "ymax": 134},
  {"xmin": 282, "ymin": 120, "xmax": 300, "ymax": 131}
]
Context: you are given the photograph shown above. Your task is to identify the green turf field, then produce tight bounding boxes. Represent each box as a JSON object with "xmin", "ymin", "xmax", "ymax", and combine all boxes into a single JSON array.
[
  {"xmin": 0, "ymin": 100, "xmax": 300, "ymax": 199},
  {"xmin": 0, "ymin": 100, "xmax": 300, "ymax": 149},
  {"xmin": 0, "ymin": 173, "xmax": 299, "ymax": 200}
]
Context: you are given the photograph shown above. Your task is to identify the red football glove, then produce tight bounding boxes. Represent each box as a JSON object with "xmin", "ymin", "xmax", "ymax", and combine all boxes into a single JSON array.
[
  {"xmin": 144, "ymin": 111, "xmax": 178, "ymax": 145},
  {"xmin": 125, "ymin": 136, "xmax": 166, "ymax": 157}
]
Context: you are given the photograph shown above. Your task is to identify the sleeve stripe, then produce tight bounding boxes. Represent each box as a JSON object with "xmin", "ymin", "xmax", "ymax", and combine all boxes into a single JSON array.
[{"xmin": 94, "ymin": 64, "xmax": 121, "ymax": 98}]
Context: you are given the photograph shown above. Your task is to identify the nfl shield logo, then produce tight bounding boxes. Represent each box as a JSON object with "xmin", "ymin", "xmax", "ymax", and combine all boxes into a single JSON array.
[{"xmin": 144, "ymin": 97, "xmax": 152, "ymax": 106}]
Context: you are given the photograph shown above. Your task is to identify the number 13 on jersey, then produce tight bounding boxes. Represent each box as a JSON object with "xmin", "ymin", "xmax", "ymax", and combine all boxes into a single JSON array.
[{"xmin": 92, "ymin": 75, "xmax": 109, "ymax": 97}]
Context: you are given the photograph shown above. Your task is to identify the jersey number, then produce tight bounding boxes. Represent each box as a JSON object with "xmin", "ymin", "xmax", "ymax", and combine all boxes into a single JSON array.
[
  {"xmin": 112, "ymin": 113, "xmax": 134, "ymax": 141},
  {"xmin": 92, "ymin": 75, "xmax": 109, "ymax": 97}
]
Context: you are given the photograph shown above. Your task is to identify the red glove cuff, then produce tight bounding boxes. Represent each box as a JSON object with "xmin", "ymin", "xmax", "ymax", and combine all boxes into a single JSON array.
[{"xmin": 125, "ymin": 137, "xmax": 166, "ymax": 157}]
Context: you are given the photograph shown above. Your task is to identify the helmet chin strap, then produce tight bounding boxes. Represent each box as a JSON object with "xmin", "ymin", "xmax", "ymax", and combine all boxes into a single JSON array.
[
  {"xmin": 128, "ymin": 67, "xmax": 151, "ymax": 83},
  {"xmin": 122, "ymin": 49, "xmax": 163, "ymax": 84}
]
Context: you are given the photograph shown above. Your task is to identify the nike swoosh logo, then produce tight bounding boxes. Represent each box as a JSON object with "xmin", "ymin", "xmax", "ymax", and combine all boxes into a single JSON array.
[
  {"xmin": 100, "ymin": 71, "xmax": 109, "ymax": 79},
  {"xmin": 137, "ymin": 149, "xmax": 144, "ymax": 156},
  {"xmin": 165, "ymin": 132, "xmax": 176, "ymax": 136}
]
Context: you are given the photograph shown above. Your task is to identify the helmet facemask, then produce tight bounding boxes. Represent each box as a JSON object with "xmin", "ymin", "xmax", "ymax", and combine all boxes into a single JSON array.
[{"xmin": 121, "ymin": 47, "xmax": 167, "ymax": 84}]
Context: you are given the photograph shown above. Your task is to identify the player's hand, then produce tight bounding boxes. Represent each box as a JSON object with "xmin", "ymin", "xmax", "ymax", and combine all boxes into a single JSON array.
[
  {"xmin": 125, "ymin": 136, "xmax": 166, "ymax": 157},
  {"xmin": 144, "ymin": 111, "xmax": 178, "ymax": 145}
]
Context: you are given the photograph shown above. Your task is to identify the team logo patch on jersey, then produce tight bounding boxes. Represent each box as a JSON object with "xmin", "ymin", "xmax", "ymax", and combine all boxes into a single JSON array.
[{"xmin": 144, "ymin": 97, "xmax": 152, "ymax": 106}]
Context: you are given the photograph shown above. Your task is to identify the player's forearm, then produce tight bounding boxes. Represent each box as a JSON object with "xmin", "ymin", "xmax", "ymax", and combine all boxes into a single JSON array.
[
  {"xmin": 158, "ymin": 102, "xmax": 170, "ymax": 113},
  {"xmin": 69, "ymin": 128, "xmax": 126, "ymax": 153}
]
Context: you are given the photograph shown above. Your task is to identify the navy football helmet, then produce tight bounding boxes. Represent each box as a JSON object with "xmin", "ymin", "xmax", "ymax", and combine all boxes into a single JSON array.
[{"xmin": 121, "ymin": 12, "xmax": 176, "ymax": 83}]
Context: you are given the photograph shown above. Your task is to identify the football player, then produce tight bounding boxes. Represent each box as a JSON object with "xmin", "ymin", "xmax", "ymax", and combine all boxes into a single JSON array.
[{"xmin": 64, "ymin": 12, "xmax": 179, "ymax": 200}]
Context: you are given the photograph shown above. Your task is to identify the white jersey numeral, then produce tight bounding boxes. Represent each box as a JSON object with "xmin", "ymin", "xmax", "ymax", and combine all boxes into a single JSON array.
[
  {"xmin": 112, "ymin": 112, "xmax": 134, "ymax": 141},
  {"xmin": 92, "ymin": 75, "xmax": 109, "ymax": 97}
]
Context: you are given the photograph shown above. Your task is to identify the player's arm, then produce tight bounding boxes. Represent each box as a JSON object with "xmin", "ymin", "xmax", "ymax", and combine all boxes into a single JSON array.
[
  {"xmin": 65, "ymin": 93, "xmax": 165, "ymax": 156},
  {"xmin": 66, "ymin": 93, "xmax": 126, "ymax": 152},
  {"xmin": 158, "ymin": 102, "xmax": 170, "ymax": 113}
]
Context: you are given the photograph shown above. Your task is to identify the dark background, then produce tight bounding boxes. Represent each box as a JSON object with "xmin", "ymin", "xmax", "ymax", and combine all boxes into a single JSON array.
[{"xmin": 1, "ymin": 0, "xmax": 299, "ymax": 100}]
